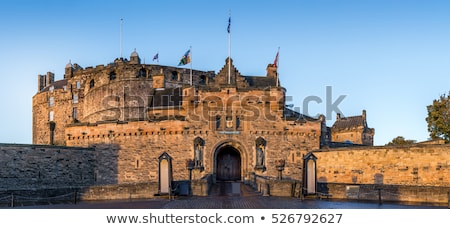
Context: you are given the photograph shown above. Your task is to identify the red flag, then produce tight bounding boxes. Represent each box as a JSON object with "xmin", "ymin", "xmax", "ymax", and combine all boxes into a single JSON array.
[{"xmin": 273, "ymin": 50, "xmax": 279, "ymax": 68}]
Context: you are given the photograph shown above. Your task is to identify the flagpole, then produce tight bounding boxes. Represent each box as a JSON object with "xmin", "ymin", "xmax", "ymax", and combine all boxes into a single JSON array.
[
  {"xmin": 120, "ymin": 18, "xmax": 123, "ymax": 58},
  {"xmin": 228, "ymin": 12, "xmax": 231, "ymax": 84},
  {"xmin": 190, "ymin": 46, "xmax": 193, "ymax": 86},
  {"xmin": 276, "ymin": 47, "xmax": 280, "ymax": 87}
]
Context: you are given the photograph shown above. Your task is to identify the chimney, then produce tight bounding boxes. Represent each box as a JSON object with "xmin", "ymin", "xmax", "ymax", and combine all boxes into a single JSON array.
[
  {"xmin": 362, "ymin": 109, "xmax": 366, "ymax": 119},
  {"xmin": 336, "ymin": 113, "xmax": 341, "ymax": 121}
]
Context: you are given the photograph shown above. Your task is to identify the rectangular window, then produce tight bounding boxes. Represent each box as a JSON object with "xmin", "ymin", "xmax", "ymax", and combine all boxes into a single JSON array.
[
  {"xmin": 215, "ymin": 116, "xmax": 221, "ymax": 129},
  {"xmin": 76, "ymin": 81, "xmax": 81, "ymax": 89},
  {"xmin": 63, "ymin": 86, "xmax": 67, "ymax": 91},
  {"xmin": 49, "ymin": 86, "xmax": 54, "ymax": 93},
  {"xmin": 73, "ymin": 94, "xmax": 78, "ymax": 103},
  {"xmin": 49, "ymin": 111, "xmax": 54, "ymax": 121},
  {"xmin": 49, "ymin": 97, "xmax": 54, "ymax": 106},
  {"xmin": 72, "ymin": 107, "xmax": 78, "ymax": 120}
]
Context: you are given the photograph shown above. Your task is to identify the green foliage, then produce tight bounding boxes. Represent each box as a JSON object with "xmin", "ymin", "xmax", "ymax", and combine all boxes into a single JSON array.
[
  {"xmin": 386, "ymin": 136, "xmax": 416, "ymax": 146},
  {"xmin": 426, "ymin": 92, "xmax": 450, "ymax": 143}
]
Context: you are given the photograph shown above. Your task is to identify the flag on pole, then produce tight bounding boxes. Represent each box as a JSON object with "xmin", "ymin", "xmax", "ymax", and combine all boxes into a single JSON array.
[
  {"xmin": 178, "ymin": 49, "xmax": 191, "ymax": 66},
  {"xmin": 227, "ymin": 17, "xmax": 231, "ymax": 33},
  {"xmin": 153, "ymin": 52, "xmax": 159, "ymax": 62},
  {"xmin": 273, "ymin": 49, "xmax": 279, "ymax": 68}
]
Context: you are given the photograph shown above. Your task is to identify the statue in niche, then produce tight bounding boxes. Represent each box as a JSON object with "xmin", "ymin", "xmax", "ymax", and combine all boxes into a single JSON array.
[
  {"xmin": 194, "ymin": 143, "xmax": 203, "ymax": 167},
  {"xmin": 257, "ymin": 144, "xmax": 265, "ymax": 166}
]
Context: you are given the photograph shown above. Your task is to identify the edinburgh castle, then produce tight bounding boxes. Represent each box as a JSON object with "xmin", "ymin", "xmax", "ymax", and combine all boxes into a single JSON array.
[{"xmin": 0, "ymin": 50, "xmax": 448, "ymax": 205}]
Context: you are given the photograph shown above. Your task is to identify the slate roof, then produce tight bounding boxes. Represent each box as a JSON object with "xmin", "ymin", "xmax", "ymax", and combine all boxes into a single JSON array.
[
  {"xmin": 284, "ymin": 108, "xmax": 319, "ymax": 122},
  {"xmin": 243, "ymin": 76, "xmax": 277, "ymax": 87},
  {"xmin": 332, "ymin": 115, "xmax": 365, "ymax": 130},
  {"xmin": 41, "ymin": 79, "xmax": 68, "ymax": 92}
]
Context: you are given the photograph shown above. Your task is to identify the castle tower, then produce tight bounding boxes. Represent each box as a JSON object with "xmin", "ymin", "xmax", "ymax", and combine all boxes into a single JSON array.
[
  {"xmin": 64, "ymin": 60, "xmax": 73, "ymax": 79},
  {"xmin": 331, "ymin": 109, "xmax": 375, "ymax": 146},
  {"xmin": 129, "ymin": 49, "xmax": 141, "ymax": 64}
]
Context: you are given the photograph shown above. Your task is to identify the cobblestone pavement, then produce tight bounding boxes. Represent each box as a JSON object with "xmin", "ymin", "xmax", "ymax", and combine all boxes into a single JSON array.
[{"xmin": 6, "ymin": 182, "xmax": 448, "ymax": 209}]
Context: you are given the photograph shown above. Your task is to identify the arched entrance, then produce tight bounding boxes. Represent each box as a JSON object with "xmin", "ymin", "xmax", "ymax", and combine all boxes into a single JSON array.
[{"xmin": 216, "ymin": 145, "xmax": 241, "ymax": 181}]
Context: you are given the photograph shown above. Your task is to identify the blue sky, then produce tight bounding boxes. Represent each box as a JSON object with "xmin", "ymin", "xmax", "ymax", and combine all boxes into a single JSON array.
[{"xmin": 0, "ymin": 0, "xmax": 449, "ymax": 146}]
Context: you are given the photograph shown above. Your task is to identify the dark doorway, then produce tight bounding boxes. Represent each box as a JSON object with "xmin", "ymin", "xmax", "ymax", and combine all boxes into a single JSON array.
[{"xmin": 216, "ymin": 146, "xmax": 241, "ymax": 181}]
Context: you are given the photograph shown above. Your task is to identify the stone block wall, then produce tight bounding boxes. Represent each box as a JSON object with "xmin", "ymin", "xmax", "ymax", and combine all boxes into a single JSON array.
[
  {"xmin": 314, "ymin": 144, "xmax": 450, "ymax": 186},
  {"xmin": 318, "ymin": 182, "xmax": 450, "ymax": 204},
  {"xmin": 0, "ymin": 144, "xmax": 97, "ymax": 190}
]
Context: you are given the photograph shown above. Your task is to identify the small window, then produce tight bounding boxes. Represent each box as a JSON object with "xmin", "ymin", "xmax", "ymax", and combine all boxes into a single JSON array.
[
  {"xmin": 171, "ymin": 71, "xmax": 177, "ymax": 80},
  {"xmin": 236, "ymin": 116, "xmax": 240, "ymax": 129},
  {"xmin": 49, "ymin": 86, "xmax": 54, "ymax": 92},
  {"xmin": 49, "ymin": 111, "xmax": 54, "ymax": 121},
  {"xmin": 109, "ymin": 71, "xmax": 116, "ymax": 80},
  {"xmin": 89, "ymin": 79, "xmax": 95, "ymax": 89},
  {"xmin": 49, "ymin": 97, "xmax": 54, "ymax": 107},
  {"xmin": 200, "ymin": 75, "xmax": 206, "ymax": 84},
  {"xmin": 76, "ymin": 81, "xmax": 81, "ymax": 89},
  {"xmin": 215, "ymin": 116, "xmax": 221, "ymax": 129},
  {"xmin": 73, "ymin": 94, "xmax": 78, "ymax": 103},
  {"xmin": 137, "ymin": 68, "xmax": 146, "ymax": 78},
  {"xmin": 63, "ymin": 86, "xmax": 67, "ymax": 91},
  {"xmin": 72, "ymin": 107, "xmax": 78, "ymax": 120}
]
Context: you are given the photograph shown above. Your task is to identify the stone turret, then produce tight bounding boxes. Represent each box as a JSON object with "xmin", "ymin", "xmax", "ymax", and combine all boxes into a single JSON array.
[{"xmin": 129, "ymin": 49, "xmax": 141, "ymax": 64}]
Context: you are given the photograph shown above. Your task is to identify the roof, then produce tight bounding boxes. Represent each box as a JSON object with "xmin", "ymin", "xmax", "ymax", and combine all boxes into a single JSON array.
[
  {"xmin": 332, "ymin": 115, "xmax": 365, "ymax": 130},
  {"xmin": 243, "ymin": 76, "xmax": 277, "ymax": 87},
  {"xmin": 41, "ymin": 79, "xmax": 68, "ymax": 92},
  {"xmin": 284, "ymin": 108, "xmax": 319, "ymax": 122}
]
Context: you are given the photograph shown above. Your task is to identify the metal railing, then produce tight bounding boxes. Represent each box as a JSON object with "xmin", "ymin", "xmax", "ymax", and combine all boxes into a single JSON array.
[{"xmin": 0, "ymin": 192, "xmax": 78, "ymax": 208}]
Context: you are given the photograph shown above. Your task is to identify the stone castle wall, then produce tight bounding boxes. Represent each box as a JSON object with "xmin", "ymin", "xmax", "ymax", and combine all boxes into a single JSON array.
[
  {"xmin": 64, "ymin": 119, "xmax": 321, "ymax": 183},
  {"xmin": 0, "ymin": 144, "xmax": 97, "ymax": 190},
  {"xmin": 313, "ymin": 144, "xmax": 450, "ymax": 186},
  {"xmin": 1, "ymin": 142, "xmax": 449, "ymax": 204},
  {"xmin": 32, "ymin": 57, "xmax": 214, "ymax": 146}
]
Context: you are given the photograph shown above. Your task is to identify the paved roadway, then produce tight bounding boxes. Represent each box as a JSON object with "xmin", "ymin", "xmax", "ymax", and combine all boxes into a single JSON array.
[{"xmin": 6, "ymin": 182, "xmax": 448, "ymax": 209}]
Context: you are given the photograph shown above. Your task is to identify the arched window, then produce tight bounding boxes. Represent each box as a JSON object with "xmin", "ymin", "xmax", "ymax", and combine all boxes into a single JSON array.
[{"xmin": 89, "ymin": 79, "xmax": 95, "ymax": 89}]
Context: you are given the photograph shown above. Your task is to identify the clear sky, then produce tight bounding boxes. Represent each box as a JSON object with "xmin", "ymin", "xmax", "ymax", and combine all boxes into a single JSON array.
[{"xmin": 0, "ymin": 0, "xmax": 449, "ymax": 146}]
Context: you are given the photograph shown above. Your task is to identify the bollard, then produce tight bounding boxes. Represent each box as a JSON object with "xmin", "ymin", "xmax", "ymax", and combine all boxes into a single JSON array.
[
  {"xmin": 11, "ymin": 194, "xmax": 14, "ymax": 208},
  {"xmin": 378, "ymin": 189, "xmax": 382, "ymax": 205}
]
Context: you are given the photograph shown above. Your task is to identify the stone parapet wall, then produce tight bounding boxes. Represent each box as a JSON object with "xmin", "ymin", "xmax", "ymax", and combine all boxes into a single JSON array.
[
  {"xmin": 318, "ymin": 182, "xmax": 450, "ymax": 205},
  {"xmin": 314, "ymin": 144, "xmax": 450, "ymax": 186}
]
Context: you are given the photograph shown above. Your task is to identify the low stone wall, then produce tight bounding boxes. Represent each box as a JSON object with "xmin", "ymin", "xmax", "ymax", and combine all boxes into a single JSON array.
[
  {"xmin": 78, "ymin": 182, "xmax": 159, "ymax": 201},
  {"xmin": 318, "ymin": 182, "xmax": 450, "ymax": 205},
  {"xmin": 191, "ymin": 174, "xmax": 213, "ymax": 196},
  {"xmin": 313, "ymin": 144, "xmax": 450, "ymax": 186},
  {"xmin": 250, "ymin": 173, "xmax": 301, "ymax": 197}
]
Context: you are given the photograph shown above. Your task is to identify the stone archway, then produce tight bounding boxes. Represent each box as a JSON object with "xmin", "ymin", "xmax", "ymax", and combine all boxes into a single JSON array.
[{"xmin": 215, "ymin": 145, "xmax": 242, "ymax": 181}]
